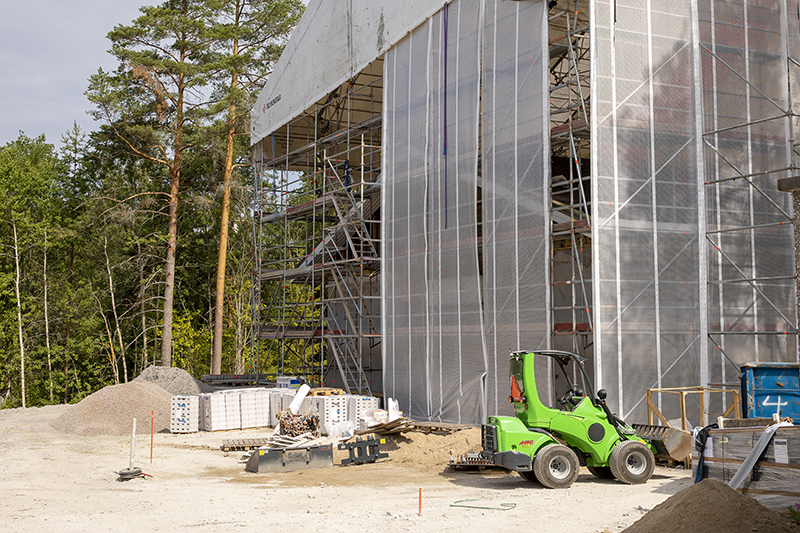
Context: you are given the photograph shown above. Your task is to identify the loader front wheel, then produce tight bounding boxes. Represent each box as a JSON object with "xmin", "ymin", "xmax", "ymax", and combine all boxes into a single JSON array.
[
  {"xmin": 609, "ymin": 440, "xmax": 655, "ymax": 484},
  {"xmin": 518, "ymin": 470, "xmax": 539, "ymax": 483},
  {"xmin": 533, "ymin": 444, "xmax": 579, "ymax": 489}
]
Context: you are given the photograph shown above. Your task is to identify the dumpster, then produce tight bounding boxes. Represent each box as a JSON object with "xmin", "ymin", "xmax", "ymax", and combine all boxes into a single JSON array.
[{"xmin": 741, "ymin": 362, "xmax": 800, "ymax": 422}]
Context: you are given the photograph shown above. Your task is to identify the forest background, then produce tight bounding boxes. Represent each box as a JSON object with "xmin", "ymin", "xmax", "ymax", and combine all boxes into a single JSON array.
[{"xmin": 0, "ymin": 0, "xmax": 304, "ymax": 408}]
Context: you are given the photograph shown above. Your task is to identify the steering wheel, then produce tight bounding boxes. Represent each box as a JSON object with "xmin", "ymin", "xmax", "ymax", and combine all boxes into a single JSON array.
[{"xmin": 557, "ymin": 389, "xmax": 574, "ymax": 406}]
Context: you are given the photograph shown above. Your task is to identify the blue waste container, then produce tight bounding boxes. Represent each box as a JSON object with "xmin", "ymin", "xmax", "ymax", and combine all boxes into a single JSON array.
[{"xmin": 740, "ymin": 362, "xmax": 800, "ymax": 422}]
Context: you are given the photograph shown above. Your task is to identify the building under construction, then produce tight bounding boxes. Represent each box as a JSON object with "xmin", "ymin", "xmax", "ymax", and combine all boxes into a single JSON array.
[{"xmin": 250, "ymin": 0, "xmax": 799, "ymax": 425}]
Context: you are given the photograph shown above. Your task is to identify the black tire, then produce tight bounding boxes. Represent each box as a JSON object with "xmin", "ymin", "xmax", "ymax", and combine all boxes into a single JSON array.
[
  {"xmin": 609, "ymin": 440, "xmax": 655, "ymax": 484},
  {"xmin": 518, "ymin": 470, "xmax": 539, "ymax": 483},
  {"xmin": 587, "ymin": 465, "xmax": 615, "ymax": 479},
  {"xmin": 533, "ymin": 444, "xmax": 579, "ymax": 489}
]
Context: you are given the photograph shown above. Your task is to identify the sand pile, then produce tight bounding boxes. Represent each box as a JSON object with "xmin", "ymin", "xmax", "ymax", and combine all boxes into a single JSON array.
[
  {"xmin": 381, "ymin": 427, "xmax": 482, "ymax": 468},
  {"xmin": 133, "ymin": 365, "xmax": 214, "ymax": 395},
  {"xmin": 622, "ymin": 479, "xmax": 799, "ymax": 533},
  {"xmin": 50, "ymin": 381, "xmax": 172, "ymax": 435}
]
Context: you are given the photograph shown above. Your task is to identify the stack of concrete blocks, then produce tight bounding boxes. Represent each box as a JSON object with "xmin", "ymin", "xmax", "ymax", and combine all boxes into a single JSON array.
[
  {"xmin": 170, "ymin": 395, "xmax": 200, "ymax": 433},
  {"xmin": 239, "ymin": 390, "xmax": 259, "ymax": 429},
  {"xmin": 199, "ymin": 393, "xmax": 227, "ymax": 431},
  {"xmin": 223, "ymin": 390, "xmax": 241, "ymax": 430},
  {"xmin": 348, "ymin": 395, "xmax": 382, "ymax": 432},
  {"xmin": 236, "ymin": 388, "xmax": 272, "ymax": 429},
  {"xmin": 304, "ymin": 395, "xmax": 348, "ymax": 436},
  {"xmin": 254, "ymin": 389, "xmax": 272, "ymax": 428}
]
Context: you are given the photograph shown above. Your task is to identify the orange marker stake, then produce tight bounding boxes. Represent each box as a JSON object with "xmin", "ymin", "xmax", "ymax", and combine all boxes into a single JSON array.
[
  {"xmin": 419, "ymin": 488, "xmax": 422, "ymax": 516},
  {"xmin": 150, "ymin": 410, "xmax": 154, "ymax": 464}
]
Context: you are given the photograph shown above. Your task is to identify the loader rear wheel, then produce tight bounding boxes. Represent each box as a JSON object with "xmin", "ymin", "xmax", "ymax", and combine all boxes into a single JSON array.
[
  {"xmin": 533, "ymin": 444, "xmax": 579, "ymax": 489},
  {"xmin": 587, "ymin": 465, "xmax": 614, "ymax": 479},
  {"xmin": 518, "ymin": 470, "xmax": 539, "ymax": 483},
  {"xmin": 609, "ymin": 440, "xmax": 655, "ymax": 484}
]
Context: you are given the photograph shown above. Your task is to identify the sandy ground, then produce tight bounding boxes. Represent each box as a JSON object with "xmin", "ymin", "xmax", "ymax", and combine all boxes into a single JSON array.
[{"xmin": 0, "ymin": 405, "xmax": 693, "ymax": 533}]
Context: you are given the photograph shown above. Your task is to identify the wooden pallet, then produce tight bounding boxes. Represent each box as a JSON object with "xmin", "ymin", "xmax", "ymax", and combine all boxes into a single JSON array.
[
  {"xmin": 221, "ymin": 438, "xmax": 271, "ymax": 452},
  {"xmin": 411, "ymin": 421, "xmax": 473, "ymax": 434},
  {"xmin": 308, "ymin": 387, "xmax": 345, "ymax": 396},
  {"xmin": 362, "ymin": 417, "xmax": 415, "ymax": 435}
]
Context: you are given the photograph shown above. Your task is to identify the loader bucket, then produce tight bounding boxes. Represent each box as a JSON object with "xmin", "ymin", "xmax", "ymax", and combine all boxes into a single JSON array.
[
  {"xmin": 245, "ymin": 444, "xmax": 333, "ymax": 473},
  {"xmin": 631, "ymin": 424, "xmax": 692, "ymax": 462}
]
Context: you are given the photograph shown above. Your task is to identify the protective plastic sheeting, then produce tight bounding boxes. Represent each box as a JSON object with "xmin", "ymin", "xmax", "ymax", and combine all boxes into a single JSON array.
[
  {"xmin": 591, "ymin": 0, "xmax": 797, "ymax": 423},
  {"xmin": 482, "ymin": 0, "xmax": 551, "ymax": 416},
  {"xmin": 382, "ymin": 0, "xmax": 550, "ymax": 424},
  {"xmin": 382, "ymin": 0, "xmax": 485, "ymax": 424},
  {"xmin": 251, "ymin": 0, "xmax": 447, "ymax": 143}
]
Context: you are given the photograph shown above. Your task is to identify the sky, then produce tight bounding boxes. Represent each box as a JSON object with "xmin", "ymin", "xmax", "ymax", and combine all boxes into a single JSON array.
[
  {"xmin": 0, "ymin": 0, "xmax": 309, "ymax": 152},
  {"xmin": 0, "ymin": 1, "xmax": 149, "ymax": 150}
]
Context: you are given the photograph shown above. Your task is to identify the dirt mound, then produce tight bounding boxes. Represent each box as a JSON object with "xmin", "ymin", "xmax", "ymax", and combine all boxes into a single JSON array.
[
  {"xmin": 133, "ymin": 365, "xmax": 214, "ymax": 395},
  {"xmin": 381, "ymin": 426, "xmax": 483, "ymax": 468},
  {"xmin": 50, "ymin": 381, "xmax": 172, "ymax": 435},
  {"xmin": 622, "ymin": 479, "xmax": 799, "ymax": 533}
]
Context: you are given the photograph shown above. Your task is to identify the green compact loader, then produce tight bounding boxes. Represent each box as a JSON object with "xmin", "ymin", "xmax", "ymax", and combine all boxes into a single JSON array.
[{"xmin": 481, "ymin": 350, "xmax": 691, "ymax": 488}]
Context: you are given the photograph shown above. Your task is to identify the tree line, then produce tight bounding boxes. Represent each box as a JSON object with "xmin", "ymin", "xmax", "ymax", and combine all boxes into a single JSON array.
[{"xmin": 0, "ymin": 0, "xmax": 304, "ymax": 408}]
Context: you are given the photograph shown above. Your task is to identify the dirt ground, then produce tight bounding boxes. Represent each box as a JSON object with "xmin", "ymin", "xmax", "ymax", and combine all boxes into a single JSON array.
[{"xmin": 0, "ymin": 404, "xmax": 699, "ymax": 533}]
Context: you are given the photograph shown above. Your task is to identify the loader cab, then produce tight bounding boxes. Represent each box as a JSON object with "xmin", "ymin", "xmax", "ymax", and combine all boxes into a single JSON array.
[{"xmin": 510, "ymin": 350, "xmax": 597, "ymax": 423}]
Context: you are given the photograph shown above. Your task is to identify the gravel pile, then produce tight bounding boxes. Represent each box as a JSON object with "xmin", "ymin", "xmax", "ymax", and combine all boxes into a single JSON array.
[
  {"xmin": 50, "ymin": 382, "xmax": 173, "ymax": 435},
  {"xmin": 132, "ymin": 365, "xmax": 215, "ymax": 395}
]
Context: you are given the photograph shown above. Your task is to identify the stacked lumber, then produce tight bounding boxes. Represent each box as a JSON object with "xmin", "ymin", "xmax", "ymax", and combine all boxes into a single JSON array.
[
  {"xmin": 693, "ymin": 424, "xmax": 800, "ymax": 510},
  {"xmin": 363, "ymin": 416, "xmax": 414, "ymax": 435}
]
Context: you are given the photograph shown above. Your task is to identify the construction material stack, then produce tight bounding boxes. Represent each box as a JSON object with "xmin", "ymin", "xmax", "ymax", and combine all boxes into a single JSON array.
[
  {"xmin": 170, "ymin": 395, "xmax": 199, "ymax": 433},
  {"xmin": 693, "ymin": 422, "xmax": 800, "ymax": 510},
  {"xmin": 199, "ymin": 393, "xmax": 227, "ymax": 431}
]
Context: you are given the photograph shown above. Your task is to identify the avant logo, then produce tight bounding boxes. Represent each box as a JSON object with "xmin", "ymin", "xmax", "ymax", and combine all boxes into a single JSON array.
[{"xmin": 518, "ymin": 440, "xmax": 536, "ymax": 447}]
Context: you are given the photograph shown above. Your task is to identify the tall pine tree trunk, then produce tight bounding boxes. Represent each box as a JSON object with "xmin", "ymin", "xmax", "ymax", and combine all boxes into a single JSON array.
[
  {"xmin": 12, "ymin": 216, "xmax": 26, "ymax": 408},
  {"xmin": 212, "ymin": 67, "xmax": 239, "ymax": 375},
  {"xmin": 139, "ymin": 242, "xmax": 148, "ymax": 372},
  {"xmin": 161, "ymin": 169, "xmax": 180, "ymax": 367}
]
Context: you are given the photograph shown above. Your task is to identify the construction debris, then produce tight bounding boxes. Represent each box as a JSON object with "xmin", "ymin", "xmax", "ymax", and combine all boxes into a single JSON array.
[{"xmin": 278, "ymin": 409, "xmax": 320, "ymax": 437}]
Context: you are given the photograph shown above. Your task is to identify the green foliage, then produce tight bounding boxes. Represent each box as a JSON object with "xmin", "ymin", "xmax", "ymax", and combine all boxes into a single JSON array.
[
  {"xmin": 0, "ymin": 0, "xmax": 305, "ymax": 408},
  {"xmin": 788, "ymin": 503, "xmax": 800, "ymax": 524},
  {"xmin": 171, "ymin": 311, "xmax": 212, "ymax": 377}
]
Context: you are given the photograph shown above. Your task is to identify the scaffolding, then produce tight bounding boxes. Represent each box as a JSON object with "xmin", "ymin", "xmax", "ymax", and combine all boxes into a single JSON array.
[
  {"xmin": 250, "ymin": 0, "xmax": 799, "ymax": 424},
  {"xmin": 251, "ymin": 61, "xmax": 384, "ymax": 394},
  {"xmin": 548, "ymin": 1, "xmax": 593, "ymax": 358}
]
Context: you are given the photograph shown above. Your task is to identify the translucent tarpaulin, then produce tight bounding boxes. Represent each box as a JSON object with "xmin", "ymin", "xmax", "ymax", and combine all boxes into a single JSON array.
[
  {"xmin": 482, "ymin": 0, "xmax": 551, "ymax": 416},
  {"xmin": 591, "ymin": 0, "xmax": 798, "ymax": 422},
  {"xmin": 382, "ymin": 0, "xmax": 485, "ymax": 423},
  {"xmin": 382, "ymin": 0, "xmax": 549, "ymax": 423}
]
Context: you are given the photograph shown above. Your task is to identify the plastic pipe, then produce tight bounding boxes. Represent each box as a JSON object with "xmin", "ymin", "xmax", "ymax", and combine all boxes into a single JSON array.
[
  {"xmin": 129, "ymin": 418, "xmax": 137, "ymax": 470},
  {"xmin": 288, "ymin": 384, "xmax": 311, "ymax": 415}
]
